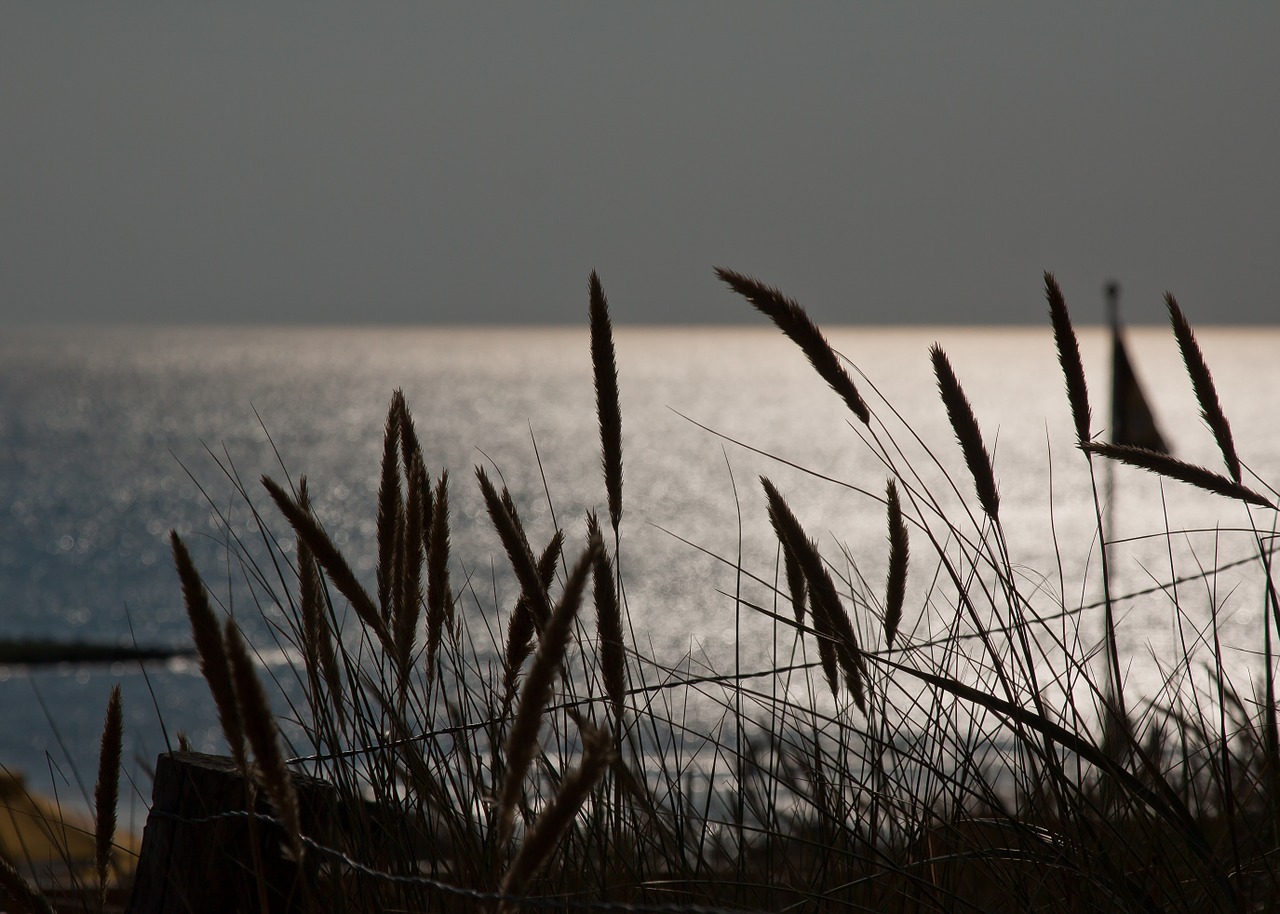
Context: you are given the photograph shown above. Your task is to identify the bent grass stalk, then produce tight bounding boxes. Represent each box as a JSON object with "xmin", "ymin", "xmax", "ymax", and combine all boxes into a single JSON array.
[
  {"xmin": 501, "ymin": 530, "xmax": 564, "ymax": 713},
  {"xmin": 762, "ymin": 476, "xmax": 867, "ymax": 713},
  {"xmin": 171, "ymin": 530, "xmax": 247, "ymax": 768},
  {"xmin": 716, "ymin": 267, "xmax": 871, "ymax": 425},
  {"xmin": 499, "ymin": 720, "xmax": 615, "ymax": 912},
  {"xmin": 223, "ymin": 618, "xmax": 305, "ymax": 865},
  {"xmin": 496, "ymin": 534, "xmax": 601, "ymax": 847},
  {"xmin": 261, "ymin": 474, "xmax": 393, "ymax": 650},
  {"xmin": 1167, "ymin": 293, "xmax": 1241, "ymax": 484},
  {"xmin": 1082, "ymin": 442, "xmax": 1273, "ymax": 509},
  {"xmin": 477, "ymin": 467, "xmax": 554, "ymax": 635}
]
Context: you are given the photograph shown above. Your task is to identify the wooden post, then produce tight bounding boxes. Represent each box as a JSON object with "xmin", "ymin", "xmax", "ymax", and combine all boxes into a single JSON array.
[{"xmin": 127, "ymin": 752, "xmax": 335, "ymax": 914}]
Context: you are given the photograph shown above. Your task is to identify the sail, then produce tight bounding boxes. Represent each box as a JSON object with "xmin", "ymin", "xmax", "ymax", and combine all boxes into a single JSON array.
[{"xmin": 1108, "ymin": 282, "xmax": 1170, "ymax": 454}]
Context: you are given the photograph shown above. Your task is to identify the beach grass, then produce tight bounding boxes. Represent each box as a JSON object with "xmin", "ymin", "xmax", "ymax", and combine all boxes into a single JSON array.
[{"xmin": 11, "ymin": 269, "xmax": 1279, "ymax": 914}]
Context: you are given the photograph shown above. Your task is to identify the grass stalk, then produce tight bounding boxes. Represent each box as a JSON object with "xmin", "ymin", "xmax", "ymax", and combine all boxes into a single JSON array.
[{"xmin": 93, "ymin": 684, "xmax": 122, "ymax": 911}]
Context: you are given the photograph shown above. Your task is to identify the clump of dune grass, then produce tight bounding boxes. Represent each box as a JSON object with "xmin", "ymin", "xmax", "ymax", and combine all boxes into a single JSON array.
[{"xmin": 130, "ymin": 266, "xmax": 1280, "ymax": 914}]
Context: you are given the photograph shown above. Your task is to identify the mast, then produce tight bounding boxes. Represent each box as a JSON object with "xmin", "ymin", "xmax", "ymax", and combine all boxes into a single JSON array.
[{"xmin": 1104, "ymin": 282, "xmax": 1119, "ymax": 546}]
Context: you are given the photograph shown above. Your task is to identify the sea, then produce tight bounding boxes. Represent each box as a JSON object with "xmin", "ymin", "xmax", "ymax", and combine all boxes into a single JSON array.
[{"xmin": 2, "ymin": 323, "xmax": 1278, "ymax": 823}]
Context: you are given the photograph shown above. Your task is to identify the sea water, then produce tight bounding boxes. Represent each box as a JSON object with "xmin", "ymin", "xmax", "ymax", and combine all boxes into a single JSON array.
[{"xmin": 1, "ymin": 324, "xmax": 1277, "ymax": 818}]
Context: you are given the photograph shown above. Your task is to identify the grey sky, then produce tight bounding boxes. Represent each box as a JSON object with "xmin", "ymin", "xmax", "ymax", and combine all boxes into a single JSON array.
[{"xmin": 4, "ymin": 4, "xmax": 1277, "ymax": 326}]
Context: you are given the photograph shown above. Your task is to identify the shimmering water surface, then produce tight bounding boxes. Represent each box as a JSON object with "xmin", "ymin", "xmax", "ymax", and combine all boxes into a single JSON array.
[{"xmin": 2, "ymin": 324, "xmax": 1277, "ymax": 815}]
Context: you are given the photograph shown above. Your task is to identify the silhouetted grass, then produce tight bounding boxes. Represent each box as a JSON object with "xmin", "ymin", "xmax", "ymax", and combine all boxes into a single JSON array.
[{"xmin": 17, "ymin": 269, "xmax": 1278, "ymax": 914}]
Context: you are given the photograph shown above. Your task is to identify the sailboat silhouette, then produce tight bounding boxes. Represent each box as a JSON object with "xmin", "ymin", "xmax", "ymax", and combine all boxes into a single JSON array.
[{"xmin": 1107, "ymin": 281, "xmax": 1170, "ymax": 454}]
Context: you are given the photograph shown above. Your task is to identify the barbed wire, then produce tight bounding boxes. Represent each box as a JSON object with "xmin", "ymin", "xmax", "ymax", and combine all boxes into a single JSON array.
[
  {"xmin": 288, "ymin": 537, "xmax": 1277, "ymax": 768},
  {"xmin": 147, "ymin": 807, "xmax": 757, "ymax": 914}
]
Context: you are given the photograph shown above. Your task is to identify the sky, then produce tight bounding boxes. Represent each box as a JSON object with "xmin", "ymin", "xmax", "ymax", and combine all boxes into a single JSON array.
[{"xmin": 4, "ymin": 4, "xmax": 1278, "ymax": 326}]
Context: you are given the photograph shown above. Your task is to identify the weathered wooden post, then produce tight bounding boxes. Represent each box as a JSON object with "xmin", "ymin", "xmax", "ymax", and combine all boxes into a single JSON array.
[{"xmin": 127, "ymin": 752, "xmax": 335, "ymax": 914}]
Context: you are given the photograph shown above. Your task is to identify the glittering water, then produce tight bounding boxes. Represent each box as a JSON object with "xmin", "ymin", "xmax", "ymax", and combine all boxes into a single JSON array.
[{"xmin": 1, "ymin": 323, "xmax": 1277, "ymax": 815}]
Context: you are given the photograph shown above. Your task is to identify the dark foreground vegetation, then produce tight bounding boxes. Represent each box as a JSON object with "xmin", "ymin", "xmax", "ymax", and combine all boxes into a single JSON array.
[{"xmin": 3, "ymin": 270, "xmax": 1277, "ymax": 913}]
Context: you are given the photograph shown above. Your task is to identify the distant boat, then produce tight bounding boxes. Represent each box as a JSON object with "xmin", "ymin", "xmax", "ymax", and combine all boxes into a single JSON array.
[{"xmin": 1107, "ymin": 281, "xmax": 1170, "ymax": 454}]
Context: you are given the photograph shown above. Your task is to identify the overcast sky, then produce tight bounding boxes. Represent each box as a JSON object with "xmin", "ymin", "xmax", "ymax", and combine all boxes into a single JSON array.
[{"xmin": 4, "ymin": 4, "xmax": 1277, "ymax": 326}]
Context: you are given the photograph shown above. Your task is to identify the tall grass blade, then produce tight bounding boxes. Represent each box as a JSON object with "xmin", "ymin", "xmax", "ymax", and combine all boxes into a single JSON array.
[
  {"xmin": 781, "ymin": 531, "xmax": 807, "ymax": 627},
  {"xmin": 1166, "ymin": 293, "xmax": 1241, "ymax": 484},
  {"xmin": 262, "ymin": 475, "xmax": 394, "ymax": 651},
  {"xmin": 394, "ymin": 451, "xmax": 426, "ymax": 693},
  {"xmin": 477, "ymin": 466, "xmax": 555, "ymax": 632},
  {"xmin": 931, "ymin": 344, "xmax": 1000, "ymax": 519},
  {"xmin": 762, "ymin": 476, "xmax": 867, "ymax": 712},
  {"xmin": 716, "ymin": 267, "xmax": 870, "ymax": 424},
  {"xmin": 499, "ymin": 720, "xmax": 615, "ymax": 911},
  {"xmin": 502, "ymin": 531, "xmax": 565, "ymax": 711},
  {"xmin": 588, "ymin": 511, "xmax": 626, "ymax": 728},
  {"xmin": 1045, "ymin": 272, "xmax": 1092, "ymax": 447},
  {"xmin": 884, "ymin": 479, "xmax": 908, "ymax": 651},
  {"xmin": 94, "ymin": 683, "xmax": 122, "ymax": 909},
  {"xmin": 224, "ymin": 618, "xmax": 304, "ymax": 863},
  {"xmin": 873, "ymin": 652, "xmax": 1227, "ymax": 893},
  {"xmin": 1083, "ymin": 443, "xmax": 1273, "ymax": 508},
  {"xmin": 589, "ymin": 271, "xmax": 624, "ymax": 535},
  {"xmin": 376, "ymin": 392, "xmax": 404, "ymax": 618},
  {"xmin": 425, "ymin": 469, "xmax": 452, "ymax": 682},
  {"xmin": 297, "ymin": 478, "xmax": 344, "ymax": 729},
  {"xmin": 170, "ymin": 530, "xmax": 246, "ymax": 766},
  {"xmin": 395, "ymin": 387, "xmax": 424, "ymax": 490}
]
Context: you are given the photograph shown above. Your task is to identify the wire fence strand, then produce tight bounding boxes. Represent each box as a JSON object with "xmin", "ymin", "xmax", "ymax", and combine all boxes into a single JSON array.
[{"xmin": 147, "ymin": 806, "xmax": 757, "ymax": 914}]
